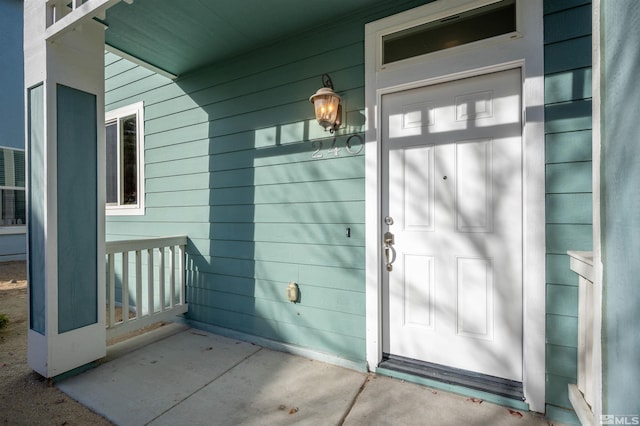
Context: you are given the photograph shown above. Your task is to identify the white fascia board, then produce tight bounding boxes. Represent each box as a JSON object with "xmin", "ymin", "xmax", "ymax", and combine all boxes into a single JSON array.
[{"xmin": 105, "ymin": 44, "xmax": 178, "ymax": 80}]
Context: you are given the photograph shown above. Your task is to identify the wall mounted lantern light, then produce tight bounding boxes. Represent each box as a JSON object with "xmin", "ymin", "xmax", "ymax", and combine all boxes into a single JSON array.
[{"xmin": 309, "ymin": 73, "xmax": 342, "ymax": 133}]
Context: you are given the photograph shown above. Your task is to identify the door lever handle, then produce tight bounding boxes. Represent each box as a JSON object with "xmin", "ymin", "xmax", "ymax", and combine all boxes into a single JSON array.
[{"xmin": 383, "ymin": 231, "xmax": 396, "ymax": 271}]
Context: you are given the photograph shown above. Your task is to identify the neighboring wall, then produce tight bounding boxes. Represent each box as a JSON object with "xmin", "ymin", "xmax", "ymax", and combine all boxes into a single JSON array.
[
  {"xmin": 543, "ymin": 0, "xmax": 593, "ymax": 423},
  {"xmin": 600, "ymin": 0, "xmax": 640, "ymax": 415},
  {"xmin": 105, "ymin": 0, "xmax": 431, "ymax": 366},
  {"xmin": 0, "ymin": 0, "xmax": 26, "ymax": 261}
]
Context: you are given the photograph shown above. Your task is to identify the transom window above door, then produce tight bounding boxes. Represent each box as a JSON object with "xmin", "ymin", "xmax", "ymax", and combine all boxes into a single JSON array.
[
  {"xmin": 381, "ymin": 0, "xmax": 517, "ymax": 65},
  {"xmin": 105, "ymin": 102, "xmax": 145, "ymax": 216}
]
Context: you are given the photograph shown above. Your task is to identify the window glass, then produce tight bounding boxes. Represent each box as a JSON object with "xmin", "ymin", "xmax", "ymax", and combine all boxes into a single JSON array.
[
  {"xmin": 382, "ymin": 0, "xmax": 516, "ymax": 64},
  {"xmin": 105, "ymin": 121, "xmax": 118, "ymax": 204},
  {"xmin": 0, "ymin": 150, "xmax": 5, "ymax": 186},
  {"xmin": 121, "ymin": 115, "xmax": 137, "ymax": 205},
  {"xmin": 1, "ymin": 189, "xmax": 26, "ymax": 226},
  {"xmin": 13, "ymin": 150, "xmax": 25, "ymax": 187}
]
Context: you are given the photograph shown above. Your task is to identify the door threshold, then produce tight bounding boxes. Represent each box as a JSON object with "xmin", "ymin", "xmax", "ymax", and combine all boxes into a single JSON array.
[{"xmin": 379, "ymin": 353, "xmax": 524, "ymax": 401}]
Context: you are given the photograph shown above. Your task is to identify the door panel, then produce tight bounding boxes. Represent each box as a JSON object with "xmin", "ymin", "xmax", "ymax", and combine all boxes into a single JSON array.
[
  {"xmin": 404, "ymin": 254, "xmax": 436, "ymax": 329},
  {"xmin": 394, "ymin": 145, "xmax": 435, "ymax": 231},
  {"xmin": 456, "ymin": 256, "xmax": 493, "ymax": 340},
  {"xmin": 382, "ymin": 68, "xmax": 523, "ymax": 381},
  {"xmin": 456, "ymin": 139, "xmax": 492, "ymax": 233}
]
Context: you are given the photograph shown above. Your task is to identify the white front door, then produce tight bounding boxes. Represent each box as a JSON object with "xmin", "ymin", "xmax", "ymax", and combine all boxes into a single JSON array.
[{"xmin": 382, "ymin": 68, "xmax": 523, "ymax": 381}]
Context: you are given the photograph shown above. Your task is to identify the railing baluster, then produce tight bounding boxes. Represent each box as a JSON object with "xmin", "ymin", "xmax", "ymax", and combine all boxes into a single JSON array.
[
  {"xmin": 147, "ymin": 248, "xmax": 154, "ymax": 316},
  {"xmin": 179, "ymin": 243, "xmax": 185, "ymax": 306},
  {"xmin": 108, "ymin": 253, "xmax": 115, "ymax": 327},
  {"xmin": 135, "ymin": 250, "xmax": 142, "ymax": 318},
  {"xmin": 122, "ymin": 251, "xmax": 129, "ymax": 323},
  {"xmin": 169, "ymin": 245, "xmax": 176, "ymax": 309},
  {"xmin": 158, "ymin": 247, "xmax": 165, "ymax": 312}
]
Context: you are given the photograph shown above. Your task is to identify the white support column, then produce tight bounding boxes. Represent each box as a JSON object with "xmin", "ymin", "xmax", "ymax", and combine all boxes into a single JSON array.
[{"xmin": 24, "ymin": 0, "xmax": 106, "ymax": 378}]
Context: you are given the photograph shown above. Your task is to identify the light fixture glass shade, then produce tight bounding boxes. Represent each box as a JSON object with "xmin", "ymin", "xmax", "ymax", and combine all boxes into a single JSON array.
[{"xmin": 309, "ymin": 87, "xmax": 341, "ymax": 131}]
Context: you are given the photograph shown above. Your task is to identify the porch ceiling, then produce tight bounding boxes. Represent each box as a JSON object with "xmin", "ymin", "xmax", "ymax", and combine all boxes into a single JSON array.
[{"xmin": 103, "ymin": 0, "xmax": 389, "ymax": 76}]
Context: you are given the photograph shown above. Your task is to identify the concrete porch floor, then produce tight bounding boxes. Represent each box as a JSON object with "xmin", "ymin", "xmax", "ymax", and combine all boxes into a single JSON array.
[{"xmin": 57, "ymin": 324, "xmax": 561, "ymax": 426}]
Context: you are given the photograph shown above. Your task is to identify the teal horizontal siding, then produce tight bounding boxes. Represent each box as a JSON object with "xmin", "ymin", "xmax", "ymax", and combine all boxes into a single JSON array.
[
  {"xmin": 105, "ymin": 72, "xmax": 175, "ymax": 110},
  {"xmin": 546, "ymin": 284, "xmax": 579, "ymax": 317},
  {"xmin": 544, "ymin": 4, "xmax": 592, "ymax": 43},
  {"xmin": 546, "ymin": 224, "xmax": 593, "ymax": 254},
  {"xmin": 189, "ymin": 223, "xmax": 365, "ymax": 246},
  {"xmin": 544, "ymin": 36, "xmax": 592, "ymax": 74},
  {"xmin": 545, "ymin": 100, "xmax": 592, "ymax": 133},
  {"xmin": 546, "ymin": 374, "xmax": 575, "ymax": 409},
  {"xmin": 120, "ymin": 202, "xmax": 364, "ymax": 224},
  {"xmin": 146, "ymin": 179, "xmax": 364, "ymax": 206},
  {"xmin": 546, "ymin": 344, "xmax": 578, "ymax": 379},
  {"xmin": 105, "ymin": 52, "xmax": 120, "ymax": 66},
  {"xmin": 186, "ymin": 286, "xmax": 364, "ymax": 336},
  {"xmin": 106, "ymin": 220, "xmax": 209, "ymax": 237},
  {"xmin": 544, "ymin": 0, "xmax": 590, "ymax": 14},
  {"xmin": 546, "ymin": 314, "xmax": 578, "ymax": 348},
  {"xmin": 145, "ymin": 139, "xmax": 209, "ymax": 163},
  {"xmin": 145, "ymin": 122, "xmax": 210, "ymax": 149},
  {"xmin": 144, "ymin": 58, "xmax": 363, "ymax": 122},
  {"xmin": 188, "ymin": 241, "xmax": 364, "ymax": 268},
  {"xmin": 546, "ymin": 161, "xmax": 592, "ymax": 193},
  {"xmin": 544, "ymin": 68, "xmax": 591, "ymax": 104},
  {"xmin": 104, "ymin": 58, "xmax": 138, "ymax": 81},
  {"xmin": 545, "ymin": 130, "xmax": 592, "ymax": 163},
  {"xmin": 187, "ymin": 274, "xmax": 363, "ymax": 315},
  {"xmin": 145, "ymin": 154, "xmax": 364, "ymax": 185},
  {"xmin": 186, "ymin": 256, "xmax": 363, "ymax": 291},
  {"xmin": 106, "ymin": 66, "xmax": 156, "ymax": 93},
  {"xmin": 187, "ymin": 303, "xmax": 365, "ymax": 362},
  {"xmin": 546, "ymin": 193, "xmax": 592, "ymax": 223},
  {"xmin": 144, "ymin": 201, "xmax": 365, "ymax": 224},
  {"xmin": 544, "ymin": 1, "xmax": 592, "ymax": 421},
  {"xmin": 545, "ymin": 405, "xmax": 580, "ymax": 425},
  {"xmin": 547, "ymin": 254, "xmax": 579, "ymax": 286}
]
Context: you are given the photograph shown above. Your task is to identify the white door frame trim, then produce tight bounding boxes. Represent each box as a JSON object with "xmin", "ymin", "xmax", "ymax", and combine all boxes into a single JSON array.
[{"xmin": 364, "ymin": 0, "xmax": 545, "ymax": 412}]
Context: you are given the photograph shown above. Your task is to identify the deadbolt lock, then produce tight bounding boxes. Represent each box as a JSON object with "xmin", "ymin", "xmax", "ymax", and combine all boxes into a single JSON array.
[{"xmin": 384, "ymin": 231, "xmax": 394, "ymax": 245}]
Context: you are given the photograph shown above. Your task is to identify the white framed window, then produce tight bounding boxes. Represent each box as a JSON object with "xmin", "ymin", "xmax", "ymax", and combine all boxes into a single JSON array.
[
  {"xmin": 0, "ymin": 147, "xmax": 26, "ymax": 234},
  {"xmin": 105, "ymin": 102, "xmax": 145, "ymax": 216}
]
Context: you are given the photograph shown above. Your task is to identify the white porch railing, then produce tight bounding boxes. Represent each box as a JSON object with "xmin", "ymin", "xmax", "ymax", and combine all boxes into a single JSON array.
[
  {"xmin": 567, "ymin": 250, "xmax": 598, "ymax": 426},
  {"xmin": 105, "ymin": 236, "xmax": 188, "ymax": 342},
  {"xmin": 44, "ymin": 0, "xmax": 127, "ymax": 41}
]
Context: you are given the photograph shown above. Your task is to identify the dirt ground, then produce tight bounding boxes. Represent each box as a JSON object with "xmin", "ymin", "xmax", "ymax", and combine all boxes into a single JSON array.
[{"xmin": 0, "ymin": 261, "xmax": 113, "ymax": 426}]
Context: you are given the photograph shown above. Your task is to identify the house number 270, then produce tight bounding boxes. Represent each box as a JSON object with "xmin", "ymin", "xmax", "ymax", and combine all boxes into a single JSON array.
[{"xmin": 311, "ymin": 134, "xmax": 363, "ymax": 159}]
